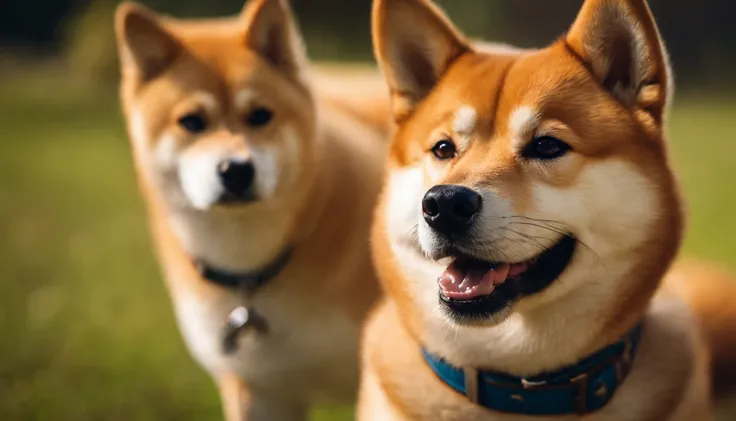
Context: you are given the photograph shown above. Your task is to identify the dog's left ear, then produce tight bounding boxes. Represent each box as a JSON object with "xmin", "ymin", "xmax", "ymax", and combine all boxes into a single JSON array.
[
  {"xmin": 241, "ymin": 0, "xmax": 307, "ymax": 79},
  {"xmin": 566, "ymin": 0, "xmax": 672, "ymax": 124}
]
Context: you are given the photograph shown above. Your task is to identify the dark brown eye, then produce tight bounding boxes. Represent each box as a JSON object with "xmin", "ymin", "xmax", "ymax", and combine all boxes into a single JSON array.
[
  {"xmin": 178, "ymin": 113, "xmax": 207, "ymax": 134},
  {"xmin": 522, "ymin": 136, "xmax": 571, "ymax": 160},
  {"xmin": 431, "ymin": 139, "xmax": 457, "ymax": 160},
  {"xmin": 246, "ymin": 107, "xmax": 274, "ymax": 128}
]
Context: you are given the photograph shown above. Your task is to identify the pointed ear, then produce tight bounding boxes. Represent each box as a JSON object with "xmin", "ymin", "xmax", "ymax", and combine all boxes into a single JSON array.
[
  {"xmin": 566, "ymin": 0, "xmax": 672, "ymax": 122},
  {"xmin": 115, "ymin": 2, "xmax": 181, "ymax": 81},
  {"xmin": 241, "ymin": 0, "xmax": 307, "ymax": 79},
  {"xmin": 372, "ymin": 0, "xmax": 471, "ymax": 122}
]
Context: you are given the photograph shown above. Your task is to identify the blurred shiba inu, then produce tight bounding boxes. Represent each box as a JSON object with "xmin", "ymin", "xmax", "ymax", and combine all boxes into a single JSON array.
[
  {"xmin": 360, "ymin": 0, "xmax": 736, "ymax": 420},
  {"xmin": 114, "ymin": 0, "xmax": 388, "ymax": 419}
]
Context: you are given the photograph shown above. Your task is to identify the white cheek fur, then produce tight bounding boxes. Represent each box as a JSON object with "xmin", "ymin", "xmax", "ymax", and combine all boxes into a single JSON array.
[
  {"xmin": 384, "ymin": 166, "xmax": 447, "ymax": 310},
  {"xmin": 155, "ymin": 135, "xmax": 179, "ymax": 169},
  {"xmin": 178, "ymin": 147, "xmax": 227, "ymax": 211},
  {"xmin": 251, "ymin": 145, "xmax": 279, "ymax": 199},
  {"xmin": 385, "ymin": 166, "xmax": 425, "ymax": 246},
  {"xmin": 249, "ymin": 126, "xmax": 299, "ymax": 200},
  {"xmin": 130, "ymin": 111, "xmax": 148, "ymax": 150},
  {"xmin": 529, "ymin": 160, "xmax": 657, "ymax": 254},
  {"xmin": 130, "ymin": 110, "xmax": 182, "ymax": 189}
]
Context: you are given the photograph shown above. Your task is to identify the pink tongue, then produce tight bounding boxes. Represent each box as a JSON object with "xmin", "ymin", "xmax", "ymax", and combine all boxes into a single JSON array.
[
  {"xmin": 438, "ymin": 262, "xmax": 506, "ymax": 300},
  {"xmin": 438, "ymin": 261, "xmax": 530, "ymax": 300}
]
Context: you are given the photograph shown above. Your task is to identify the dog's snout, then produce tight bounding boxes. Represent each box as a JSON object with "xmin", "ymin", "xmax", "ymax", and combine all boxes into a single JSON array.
[
  {"xmin": 218, "ymin": 160, "xmax": 255, "ymax": 198},
  {"xmin": 422, "ymin": 185, "xmax": 482, "ymax": 235}
]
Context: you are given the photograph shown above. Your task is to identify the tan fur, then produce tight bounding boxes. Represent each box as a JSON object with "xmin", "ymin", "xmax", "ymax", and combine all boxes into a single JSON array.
[
  {"xmin": 311, "ymin": 63, "xmax": 392, "ymax": 134},
  {"xmin": 360, "ymin": 0, "xmax": 734, "ymax": 419},
  {"xmin": 115, "ymin": 1, "xmax": 389, "ymax": 419},
  {"xmin": 663, "ymin": 260, "xmax": 736, "ymax": 398}
]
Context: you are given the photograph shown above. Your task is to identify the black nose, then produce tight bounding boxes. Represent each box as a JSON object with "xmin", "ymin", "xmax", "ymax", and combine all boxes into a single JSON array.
[
  {"xmin": 218, "ymin": 160, "xmax": 255, "ymax": 198},
  {"xmin": 422, "ymin": 185, "xmax": 482, "ymax": 236}
]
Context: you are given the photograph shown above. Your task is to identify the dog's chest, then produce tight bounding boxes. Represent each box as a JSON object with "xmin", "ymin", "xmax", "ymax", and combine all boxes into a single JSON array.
[{"xmin": 171, "ymin": 285, "xmax": 360, "ymax": 400}]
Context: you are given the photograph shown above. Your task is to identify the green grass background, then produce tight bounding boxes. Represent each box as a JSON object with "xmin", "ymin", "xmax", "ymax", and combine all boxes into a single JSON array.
[{"xmin": 0, "ymin": 75, "xmax": 734, "ymax": 420}]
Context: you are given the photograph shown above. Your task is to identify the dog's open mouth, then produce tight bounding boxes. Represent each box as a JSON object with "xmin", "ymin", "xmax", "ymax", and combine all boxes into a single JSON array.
[
  {"xmin": 436, "ymin": 235, "xmax": 577, "ymax": 321},
  {"xmin": 438, "ymin": 259, "xmax": 529, "ymax": 301}
]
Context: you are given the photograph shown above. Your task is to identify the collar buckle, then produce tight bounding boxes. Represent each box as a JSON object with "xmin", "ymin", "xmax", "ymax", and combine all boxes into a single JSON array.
[
  {"xmin": 570, "ymin": 372, "xmax": 590, "ymax": 414},
  {"xmin": 463, "ymin": 367, "xmax": 480, "ymax": 403}
]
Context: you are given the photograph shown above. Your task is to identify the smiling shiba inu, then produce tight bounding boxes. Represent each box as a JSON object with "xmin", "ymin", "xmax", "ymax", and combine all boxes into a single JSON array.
[
  {"xmin": 114, "ymin": 0, "xmax": 389, "ymax": 419},
  {"xmin": 360, "ymin": 0, "xmax": 736, "ymax": 419}
]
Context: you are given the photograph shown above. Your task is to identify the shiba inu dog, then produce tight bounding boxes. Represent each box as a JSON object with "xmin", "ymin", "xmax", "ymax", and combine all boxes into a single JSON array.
[
  {"xmin": 114, "ymin": 0, "xmax": 388, "ymax": 419},
  {"xmin": 360, "ymin": 0, "xmax": 736, "ymax": 419}
]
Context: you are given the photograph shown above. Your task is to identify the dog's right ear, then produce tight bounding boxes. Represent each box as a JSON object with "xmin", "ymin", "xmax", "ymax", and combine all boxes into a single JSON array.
[
  {"xmin": 115, "ymin": 2, "xmax": 181, "ymax": 81},
  {"xmin": 372, "ymin": 0, "xmax": 470, "ymax": 122}
]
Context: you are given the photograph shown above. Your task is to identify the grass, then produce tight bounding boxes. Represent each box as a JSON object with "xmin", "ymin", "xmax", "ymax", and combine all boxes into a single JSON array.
[{"xmin": 0, "ymin": 75, "xmax": 734, "ymax": 420}]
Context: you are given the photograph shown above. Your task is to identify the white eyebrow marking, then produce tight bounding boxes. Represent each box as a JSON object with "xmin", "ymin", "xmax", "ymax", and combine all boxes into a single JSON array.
[
  {"xmin": 235, "ymin": 89, "xmax": 257, "ymax": 109},
  {"xmin": 453, "ymin": 105, "xmax": 478, "ymax": 136},
  {"xmin": 190, "ymin": 92, "xmax": 219, "ymax": 113},
  {"xmin": 509, "ymin": 105, "xmax": 540, "ymax": 149}
]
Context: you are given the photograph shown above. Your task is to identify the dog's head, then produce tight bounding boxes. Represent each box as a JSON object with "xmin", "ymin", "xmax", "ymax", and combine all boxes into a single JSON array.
[
  {"xmin": 116, "ymin": 0, "xmax": 314, "ymax": 213},
  {"xmin": 372, "ymin": 0, "xmax": 683, "ymax": 340}
]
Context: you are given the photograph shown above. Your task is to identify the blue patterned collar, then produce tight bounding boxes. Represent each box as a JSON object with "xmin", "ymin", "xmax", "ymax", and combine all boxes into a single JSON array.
[{"xmin": 421, "ymin": 323, "xmax": 643, "ymax": 416}]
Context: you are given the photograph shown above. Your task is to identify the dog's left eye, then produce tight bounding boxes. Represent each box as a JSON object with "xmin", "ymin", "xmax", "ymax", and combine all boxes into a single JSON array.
[
  {"xmin": 522, "ymin": 136, "xmax": 571, "ymax": 160},
  {"xmin": 178, "ymin": 113, "xmax": 208, "ymax": 134},
  {"xmin": 245, "ymin": 107, "xmax": 274, "ymax": 128}
]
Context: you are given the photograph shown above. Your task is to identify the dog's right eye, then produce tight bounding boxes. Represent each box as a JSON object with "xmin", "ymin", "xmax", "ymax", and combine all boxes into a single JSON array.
[
  {"xmin": 431, "ymin": 139, "xmax": 457, "ymax": 160},
  {"xmin": 178, "ymin": 113, "xmax": 208, "ymax": 134}
]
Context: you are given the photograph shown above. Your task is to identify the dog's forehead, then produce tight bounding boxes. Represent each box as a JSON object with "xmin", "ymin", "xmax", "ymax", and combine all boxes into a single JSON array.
[
  {"xmin": 161, "ymin": 19, "xmax": 264, "ymax": 86},
  {"xmin": 184, "ymin": 43, "xmax": 260, "ymax": 86},
  {"xmin": 166, "ymin": 17, "xmax": 247, "ymax": 53},
  {"xmin": 419, "ymin": 51, "xmax": 562, "ymax": 137},
  {"xmin": 453, "ymin": 46, "xmax": 625, "ymax": 153},
  {"xmin": 437, "ymin": 53, "xmax": 517, "ymax": 121},
  {"xmin": 456, "ymin": 48, "xmax": 582, "ymax": 129}
]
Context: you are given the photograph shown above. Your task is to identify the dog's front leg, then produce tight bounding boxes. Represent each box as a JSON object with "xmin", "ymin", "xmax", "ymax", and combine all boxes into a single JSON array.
[{"xmin": 218, "ymin": 374, "xmax": 308, "ymax": 421}]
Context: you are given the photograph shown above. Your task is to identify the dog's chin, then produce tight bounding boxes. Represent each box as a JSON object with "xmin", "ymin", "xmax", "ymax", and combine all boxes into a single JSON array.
[
  {"xmin": 181, "ymin": 188, "xmax": 261, "ymax": 212},
  {"xmin": 441, "ymin": 304, "xmax": 514, "ymax": 328},
  {"xmin": 214, "ymin": 191, "xmax": 259, "ymax": 207},
  {"xmin": 427, "ymin": 235, "xmax": 577, "ymax": 326}
]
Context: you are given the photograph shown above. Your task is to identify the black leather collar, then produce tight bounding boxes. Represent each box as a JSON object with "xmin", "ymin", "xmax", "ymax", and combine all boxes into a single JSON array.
[{"xmin": 193, "ymin": 246, "xmax": 294, "ymax": 292}]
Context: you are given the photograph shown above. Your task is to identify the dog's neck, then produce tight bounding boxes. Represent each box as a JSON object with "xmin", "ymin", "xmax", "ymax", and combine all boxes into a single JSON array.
[{"xmin": 167, "ymin": 205, "xmax": 298, "ymax": 273}]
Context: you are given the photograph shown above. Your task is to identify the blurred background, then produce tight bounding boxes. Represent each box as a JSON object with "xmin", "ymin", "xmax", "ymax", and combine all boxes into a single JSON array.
[{"xmin": 1, "ymin": 0, "xmax": 734, "ymax": 420}]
